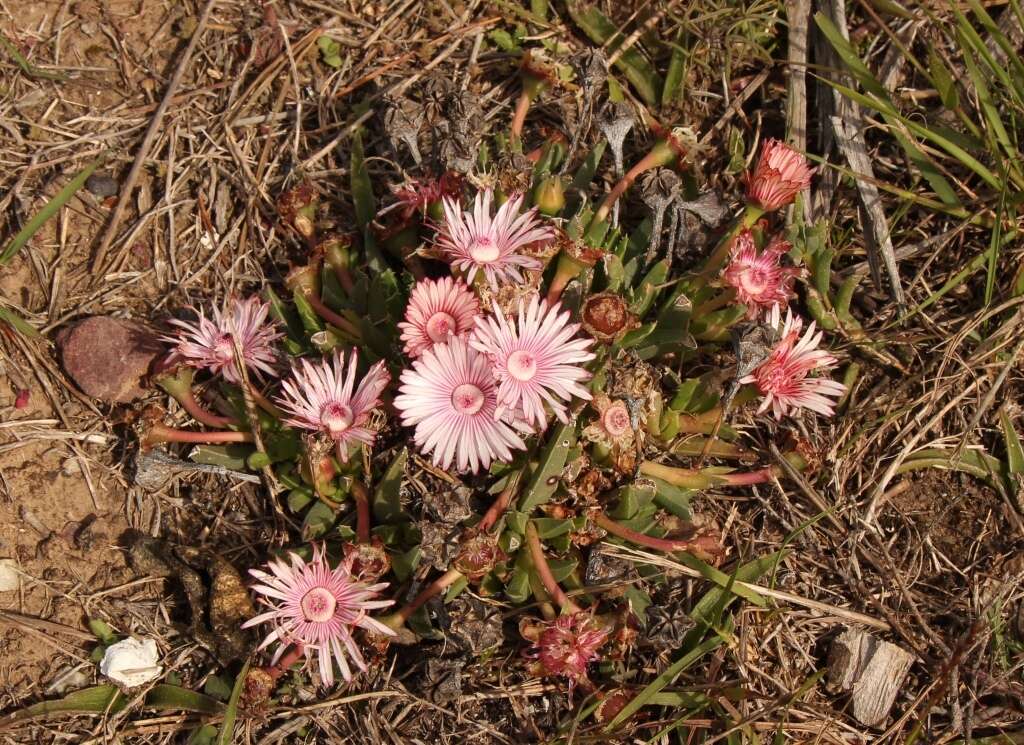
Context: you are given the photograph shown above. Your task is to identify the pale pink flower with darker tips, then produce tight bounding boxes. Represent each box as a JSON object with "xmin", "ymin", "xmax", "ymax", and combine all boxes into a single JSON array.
[
  {"xmin": 165, "ymin": 296, "xmax": 282, "ymax": 384},
  {"xmin": 526, "ymin": 613, "xmax": 609, "ymax": 689},
  {"xmin": 242, "ymin": 544, "xmax": 394, "ymax": 687},
  {"xmin": 437, "ymin": 189, "xmax": 551, "ymax": 288},
  {"xmin": 393, "ymin": 336, "xmax": 527, "ymax": 473},
  {"xmin": 722, "ymin": 231, "xmax": 801, "ymax": 319},
  {"xmin": 276, "ymin": 349, "xmax": 390, "ymax": 461},
  {"xmin": 743, "ymin": 139, "xmax": 813, "ymax": 212},
  {"xmin": 399, "ymin": 277, "xmax": 481, "ymax": 358},
  {"xmin": 471, "ymin": 296, "xmax": 595, "ymax": 429},
  {"xmin": 741, "ymin": 306, "xmax": 846, "ymax": 419}
]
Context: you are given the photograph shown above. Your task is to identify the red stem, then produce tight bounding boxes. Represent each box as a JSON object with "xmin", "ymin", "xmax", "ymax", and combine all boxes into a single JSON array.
[
  {"xmin": 248, "ymin": 384, "xmax": 282, "ymax": 418},
  {"xmin": 145, "ymin": 423, "xmax": 253, "ymax": 446},
  {"xmin": 545, "ymin": 269, "xmax": 571, "ymax": 305},
  {"xmin": 477, "ymin": 471, "xmax": 523, "ymax": 533},
  {"xmin": 526, "ymin": 522, "xmax": 579, "ymax": 613},
  {"xmin": 594, "ymin": 150, "xmax": 663, "ymax": 225},
  {"xmin": 510, "ymin": 90, "xmax": 532, "ymax": 142},
  {"xmin": 304, "ymin": 292, "xmax": 362, "ymax": 339},
  {"xmin": 593, "ymin": 511, "xmax": 700, "ymax": 553},
  {"xmin": 395, "ymin": 568, "xmax": 464, "ymax": 623},
  {"xmin": 350, "ymin": 479, "xmax": 372, "ymax": 544},
  {"xmin": 179, "ymin": 388, "xmax": 235, "ymax": 428},
  {"xmin": 332, "ymin": 265, "xmax": 355, "ymax": 294},
  {"xmin": 266, "ymin": 643, "xmax": 305, "ymax": 681}
]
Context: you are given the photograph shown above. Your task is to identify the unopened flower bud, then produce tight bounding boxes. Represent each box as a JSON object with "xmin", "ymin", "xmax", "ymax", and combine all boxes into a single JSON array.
[{"xmin": 533, "ymin": 175, "xmax": 565, "ymax": 216}]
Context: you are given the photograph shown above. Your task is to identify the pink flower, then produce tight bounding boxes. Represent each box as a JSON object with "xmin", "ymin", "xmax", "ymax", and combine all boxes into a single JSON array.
[
  {"xmin": 740, "ymin": 306, "xmax": 846, "ymax": 419},
  {"xmin": 527, "ymin": 613, "xmax": 609, "ymax": 688},
  {"xmin": 399, "ymin": 277, "xmax": 481, "ymax": 358},
  {"xmin": 471, "ymin": 296, "xmax": 595, "ymax": 429},
  {"xmin": 242, "ymin": 544, "xmax": 394, "ymax": 686},
  {"xmin": 166, "ymin": 296, "xmax": 282, "ymax": 384},
  {"xmin": 743, "ymin": 139, "xmax": 813, "ymax": 212},
  {"xmin": 393, "ymin": 172, "xmax": 463, "ymax": 220},
  {"xmin": 722, "ymin": 231, "xmax": 801, "ymax": 319},
  {"xmin": 393, "ymin": 336, "xmax": 527, "ymax": 473},
  {"xmin": 437, "ymin": 189, "xmax": 551, "ymax": 288},
  {"xmin": 276, "ymin": 349, "xmax": 390, "ymax": 461}
]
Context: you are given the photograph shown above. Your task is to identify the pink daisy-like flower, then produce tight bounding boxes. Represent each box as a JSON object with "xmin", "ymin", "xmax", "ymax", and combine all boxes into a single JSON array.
[
  {"xmin": 242, "ymin": 544, "xmax": 395, "ymax": 686},
  {"xmin": 471, "ymin": 296, "xmax": 595, "ymax": 429},
  {"xmin": 393, "ymin": 335, "xmax": 527, "ymax": 473},
  {"xmin": 399, "ymin": 277, "xmax": 481, "ymax": 358},
  {"xmin": 166, "ymin": 296, "xmax": 282, "ymax": 384},
  {"xmin": 437, "ymin": 189, "xmax": 551, "ymax": 288},
  {"xmin": 276, "ymin": 349, "xmax": 390, "ymax": 461},
  {"xmin": 722, "ymin": 231, "xmax": 801, "ymax": 319},
  {"xmin": 527, "ymin": 613, "xmax": 609, "ymax": 688},
  {"xmin": 740, "ymin": 306, "xmax": 846, "ymax": 419},
  {"xmin": 743, "ymin": 139, "xmax": 813, "ymax": 212}
]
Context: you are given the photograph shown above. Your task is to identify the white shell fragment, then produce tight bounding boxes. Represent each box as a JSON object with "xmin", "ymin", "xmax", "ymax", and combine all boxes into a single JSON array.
[
  {"xmin": 99, "ymin": 637, "xmax": 163, "ymax": 688},
  {"xmin": 0, "ymin": 559, "xmax": 20, "ymax": 592}
]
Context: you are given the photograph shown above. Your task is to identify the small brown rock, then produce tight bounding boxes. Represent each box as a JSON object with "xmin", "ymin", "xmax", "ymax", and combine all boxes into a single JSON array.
[{"xmin": 58, "ymin": 316, "xmax": 164, "ymax": 403}]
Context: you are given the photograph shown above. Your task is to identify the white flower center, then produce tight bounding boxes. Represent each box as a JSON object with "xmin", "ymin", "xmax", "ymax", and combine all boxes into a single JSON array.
[
  {"xmin": 425, "ymin": 311, "xmax": 457, "ymax": 342},
  {"xmin": 320, "ymin": 402, "xmax": 354, "ymax": 437},
  {"xmin": 507, "ymin": 350, "xmax": 537, "ymax": 381},
  {"xmin": 741, "ymin": 267, "xmax": 771, "ymax": 294},
  {"xmin": 469, "ymin": 236, "xmax": 500, "ymax": 263},
  {"xmin": 300, "ymin": 587, "xmax": 337, "ymax": 623},
  {"xmin": 451, "ymin": 383, "xmax": 485, "ymax": 415},
  {"xmin": 213, "ymin": 335, "xmax": 235, "ymax": 363}
]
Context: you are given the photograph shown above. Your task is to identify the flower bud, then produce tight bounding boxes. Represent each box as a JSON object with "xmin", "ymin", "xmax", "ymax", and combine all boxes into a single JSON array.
[{"xmin": 533, "ymin": 175, "xmax": 565, "ymax": 216}]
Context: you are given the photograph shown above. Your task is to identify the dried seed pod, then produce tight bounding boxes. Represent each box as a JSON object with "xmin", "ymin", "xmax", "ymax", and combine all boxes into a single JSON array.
[
  {"xmin": 581, "ymin": 292, "xmax": 638, "ymax": 343},
  {"xmin": 382, "ymin": 94, "xmax": 425, "ymax": 164},
  {"xmin": 276, "ymin": 183, "xmax": 318, "ymax": 240},
  {"xmin": 639, "ymin": 168, "xmax": 683, "ymax": 266},
  {"xmin": 598, "ymin": 100, "xmax": 635, "ymax": 176}
]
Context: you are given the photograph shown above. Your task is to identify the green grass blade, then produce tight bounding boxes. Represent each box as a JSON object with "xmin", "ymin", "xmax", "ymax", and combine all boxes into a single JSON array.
[
  {"xmin": 566, "ymin": 2, "xmax": 663, "ymax": 105},
  {"xmin": 0, "ymin": 306, "xmax": 41, "ymax": 338},
  {"xmin": 217, "ymin": 658, "xmax": 250, "ymax": 745},
  {"xmin": 0, "ymin": 32, "xmax": 66, "ymax": 81},
  {"xmin": 349, "ymin": 129, "xmax": 375, "ymax": 230},
  {"xmin": 1000, "ymin": 409, "xmax": 1024, "ymax": 476},
  {"xmin": 604, "ymin": 632, "xmax": 725, "ymax": 730},
  {"xmin": 1, "ymin": 158, "xmax": 103, "ymax": 265},
  {"xmin": 662, "ymin": 29, "xmax": 687, "ymax": 106}
]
